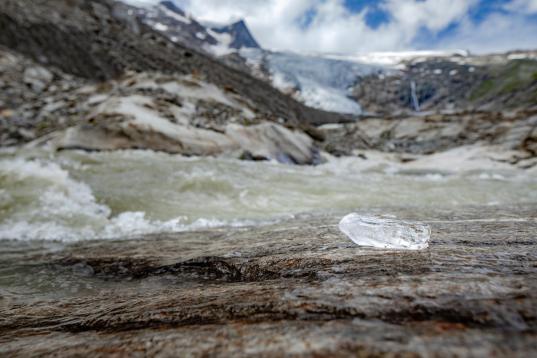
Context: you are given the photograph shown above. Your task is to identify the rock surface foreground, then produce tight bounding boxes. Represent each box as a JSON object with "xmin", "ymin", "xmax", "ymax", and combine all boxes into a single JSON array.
[{"xmin": 1, "ymin": 205, "xmax": 536, "ymax": 356}]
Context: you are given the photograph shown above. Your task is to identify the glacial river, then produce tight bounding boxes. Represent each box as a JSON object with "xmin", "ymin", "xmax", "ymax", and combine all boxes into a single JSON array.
[{"xmin": 1, "ymin": 148, "xmax": 536, "ymax": 242}]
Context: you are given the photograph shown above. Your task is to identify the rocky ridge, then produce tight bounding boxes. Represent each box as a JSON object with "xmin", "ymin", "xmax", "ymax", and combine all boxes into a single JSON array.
[
  {"xmin": 0, "ymin": 0, "xmax": 343, "ymax": 164},
  {"xmin": 210, "ymin": 19, "xmax": 261, "ymax": 50},
  {"xmin": 0, "ymin": 0, "xmax": 347, "ymax": 127},
  {"xmin": 2, "ymin": 42, "xmax": 537, "ymax": 168}
]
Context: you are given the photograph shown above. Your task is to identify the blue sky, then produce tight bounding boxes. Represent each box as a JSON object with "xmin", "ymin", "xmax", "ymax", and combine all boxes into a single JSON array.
[
  {"xmin": 128, "ymin": 0, "xmax": 537, "ymax": 54},
  {"xmin": 344, "ymin": 0, "xmax": 390, "ymax": 28},
  {"xmin": 345, "ymin": 0, "xmax": 537, "ymax": 27}
]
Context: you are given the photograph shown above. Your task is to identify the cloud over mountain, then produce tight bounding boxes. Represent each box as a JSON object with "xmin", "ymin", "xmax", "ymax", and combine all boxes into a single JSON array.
[{"xmin": 126, "ymin": 0, "xmax": 537, "ymax": 54}]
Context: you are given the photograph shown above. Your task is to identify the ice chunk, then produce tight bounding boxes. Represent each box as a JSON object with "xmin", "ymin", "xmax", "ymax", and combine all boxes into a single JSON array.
[{"xmin": 339, "ymin": 213, "xmax": 430, "ymax": 250}]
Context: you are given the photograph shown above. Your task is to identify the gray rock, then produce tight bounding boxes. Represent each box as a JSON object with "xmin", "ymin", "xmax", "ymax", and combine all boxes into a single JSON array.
[
  {"xmin": 23, "ymin": 66, "xmax": 53, "ymax": 92},
  {"xmin": 53, "ymin": 121, "xmax": 319, "ymax": 165},
  {"xmin": 38, "ymin": 72, "xmax": 321, "ymax": 164},
  {"xmin": 227, "ymin": 122, "xmax": 318, "ymax": 164},
  {"xmin": 1, "ymin": 204, "xmax": 536, "ymax": 356},
  {"xmin": 0, "ymin": 0, "xmax": 347, "ymax": 127},
  {"xmin": 319, "ymin": 111, "xmax": 537, "ymax": 161}
]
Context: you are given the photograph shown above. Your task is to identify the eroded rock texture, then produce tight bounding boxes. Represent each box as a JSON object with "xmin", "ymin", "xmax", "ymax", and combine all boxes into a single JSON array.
[{"xmin": 1, "ymin": 205, "xmax": 536, "ymax": 356}]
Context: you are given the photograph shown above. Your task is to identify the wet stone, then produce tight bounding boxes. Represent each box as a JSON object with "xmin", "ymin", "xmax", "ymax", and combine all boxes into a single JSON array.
[{"xmin": 0, "ymin": 205, "xmax": 536, "ymax": 356}]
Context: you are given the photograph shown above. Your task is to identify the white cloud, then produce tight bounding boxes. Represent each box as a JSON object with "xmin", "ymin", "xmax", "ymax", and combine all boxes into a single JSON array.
[
  {"xmin": 504, "ymin": 0, "xmax": 537, "ymax": 13},
  {"xmin": 126, "ymin": 0, "xmax": 537, "ymax": 54},
  {"xmin": 175, "ymin": 0, "xmax": 478, "ymax": 53},
  {"xmin": 433, "ymin": 12, "xmax": 537, "ymax": 53}
]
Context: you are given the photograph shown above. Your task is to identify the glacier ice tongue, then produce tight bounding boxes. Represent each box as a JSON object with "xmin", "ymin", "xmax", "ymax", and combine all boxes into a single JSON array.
[{"xmin": 339, "ymin": 213, "xmax": 430, "ymax": 250}]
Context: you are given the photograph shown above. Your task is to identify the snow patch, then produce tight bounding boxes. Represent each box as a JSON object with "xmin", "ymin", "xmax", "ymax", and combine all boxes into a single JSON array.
[
  {"xmin": 153, "ymin": 22, "xmax": 168, "ymax": 32},
  {"xmin": 158, "ymin": 4, "xmax": 191, "ymax": 24},
  {"xmin": 205, "ymin": 29, "xmax": 236, "ymax": 56},
  {"xmin": 324, "ymin": 50, "xmax": 469, "ymax": 67}
]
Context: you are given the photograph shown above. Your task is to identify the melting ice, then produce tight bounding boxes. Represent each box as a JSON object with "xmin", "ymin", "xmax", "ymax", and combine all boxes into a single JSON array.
[{"xmin": 339, "ymin": 213, "xmax": 430, "ymax": 250}]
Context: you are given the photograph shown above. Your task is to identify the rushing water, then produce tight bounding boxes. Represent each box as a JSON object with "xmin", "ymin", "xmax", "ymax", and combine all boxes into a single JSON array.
[{"xmin": 1, "ymin": 148, "xmax": 536, "ymax": 242}]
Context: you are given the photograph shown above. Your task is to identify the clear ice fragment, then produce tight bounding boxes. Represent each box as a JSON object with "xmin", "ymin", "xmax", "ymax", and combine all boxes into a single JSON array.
[{"xmin": 339, "ymin": 213, "xmax": 430, "ymax": 250}]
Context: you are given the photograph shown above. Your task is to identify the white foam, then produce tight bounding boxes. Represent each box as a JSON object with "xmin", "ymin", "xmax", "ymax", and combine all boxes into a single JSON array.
[
  {"xmin": 0, "ymin": 213, "xmax": 263, "ymax": 242},
  {"xmin": 0, "ymin": 158, "xmax": 108, "ymax": 241},
  {"xmin": 0, "ymin": 157, "xmax": 266, "ymax": 242},
  {"xmin": 0, "ymin": 158, "xmax": 110, "ymax": 219},
  {"xmin": 101, "ymin": 212, "xmax": 185, "ymax": 238}
]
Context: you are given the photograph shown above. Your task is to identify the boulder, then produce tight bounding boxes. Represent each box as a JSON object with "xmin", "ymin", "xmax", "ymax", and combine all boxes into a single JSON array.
[
  {"xmin": 226, "ymin": 122, "xmax": 318, "ymax": 164},
  {"xmin": 23, "ymin": 66, "xmax": 53, "ymax": 92},
  {"xmin": 54, "ymin": 121, "xmax": 319, "ymax": 165}
]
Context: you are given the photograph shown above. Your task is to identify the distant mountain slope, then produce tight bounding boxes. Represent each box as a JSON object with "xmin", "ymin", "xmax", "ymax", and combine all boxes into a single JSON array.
[
  {"xmin": 133, "ymin": 0, "xmax": 219, "ymax": 52},
  {"xmin": 352, "ymin": 52, "xmax": 537, "ymax": 114},
  {"xmin": 0, "ymin": 0, "xmax": 348, "ymax": 126},
  {"xmin": 131, "ymin": 1, "xmax": 260, "ymax": 56}
]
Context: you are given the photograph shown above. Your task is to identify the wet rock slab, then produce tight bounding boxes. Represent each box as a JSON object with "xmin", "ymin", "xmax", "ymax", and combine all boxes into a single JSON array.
[{"xmin": 1, "ymin": 205, "xmax": 536, "ymax": 357}]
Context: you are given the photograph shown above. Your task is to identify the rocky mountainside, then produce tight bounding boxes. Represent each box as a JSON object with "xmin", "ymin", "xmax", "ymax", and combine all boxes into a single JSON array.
[
  {"xmin": 131, "ymin": 0, "xmax": 220, "ymax": 53},
  {"xmin": 0, "ymin": 0, "xmax": 360, "ymax": 164},
  {"xmin": 0, "ymin": 46, "xmax": 320, "ymax": 164},
  {"xmin": 352, "ymin": 52, "xmax": 537, "ymax": 115},
  {"xmin": 0, "ymin": 0, "xmax": 346, "ymax": 127},
  {"xmin": 238, "ymin": 50, "xmax": 537, "ymax": 115},
  {"xmin": 119, "ymin": 0, "xmax": 379, "ymax": 114},
  {"xmin": 318, "ymin": 110, "xmax": 537, "ymax": 170},
  {"xmin": 129, "ymin": 1, "xmax": 260, "ymax": 56},
  {"xmin": 0, "ymin": 48, "xmax": 87, "ymax": 146}
]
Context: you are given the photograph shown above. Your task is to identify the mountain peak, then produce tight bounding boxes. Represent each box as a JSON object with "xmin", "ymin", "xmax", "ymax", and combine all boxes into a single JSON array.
[
  {"xmin": 230, "ymin": 19, "xmax": 247, "ymax": 28},
  {"xmin": 211, "ymin": 19, "xmax": 260, "ymax": 50},
  {"xmin": 158, "ymin": 1, "xmax": 185, "ymax": 16}
]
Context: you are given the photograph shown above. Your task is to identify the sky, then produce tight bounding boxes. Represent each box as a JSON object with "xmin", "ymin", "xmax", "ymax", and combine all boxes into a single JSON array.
[{"xmin": 127, "ymin": 0, "xmax": 537, "ymax": 54}]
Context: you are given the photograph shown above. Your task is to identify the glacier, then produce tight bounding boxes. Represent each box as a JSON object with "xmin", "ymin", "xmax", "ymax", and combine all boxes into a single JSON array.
[{"xmin": 240, "ymin": 49, "xmax": 385, "ymax": 115}]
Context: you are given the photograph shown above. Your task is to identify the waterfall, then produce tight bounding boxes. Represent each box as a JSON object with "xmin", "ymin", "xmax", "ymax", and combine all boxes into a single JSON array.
[{"xmin": 410, "ymin": 81, "xmax": 420, "ymax": 112}]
